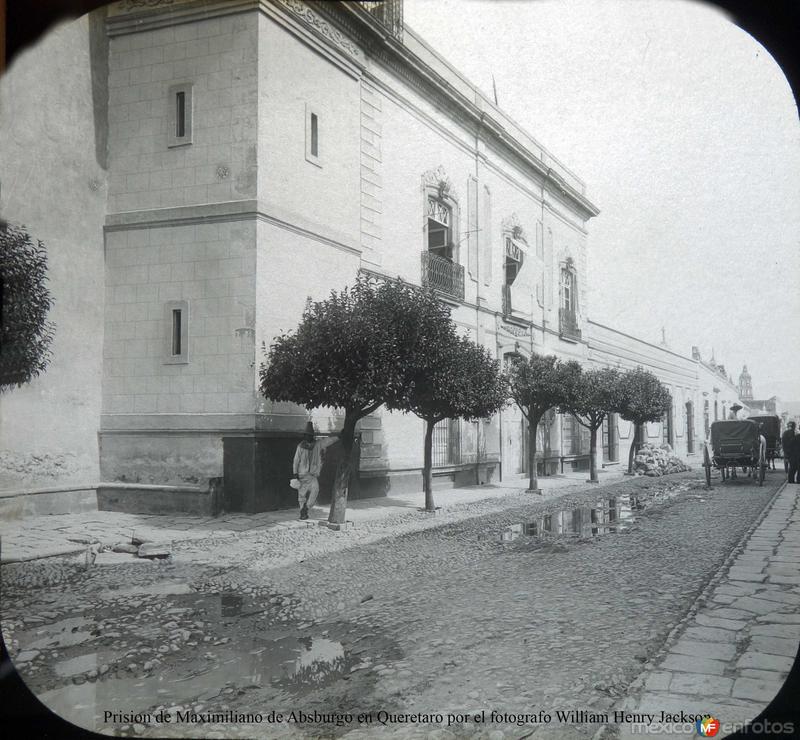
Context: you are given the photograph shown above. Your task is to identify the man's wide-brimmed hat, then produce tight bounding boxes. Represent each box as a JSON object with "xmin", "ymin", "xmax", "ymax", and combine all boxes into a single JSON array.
[{"xmin": 304, "ymin": 421, "xmax": 315, "ymax": 436}]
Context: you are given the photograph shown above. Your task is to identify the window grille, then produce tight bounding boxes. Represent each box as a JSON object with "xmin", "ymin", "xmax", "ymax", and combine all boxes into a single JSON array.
[
  {"xmin": 603, "ymin": 414, "xmax": 619, "ymax": 462},
  {"xmin": 432, "ymin": 418, "xmax": 461, "ymax": 467}
]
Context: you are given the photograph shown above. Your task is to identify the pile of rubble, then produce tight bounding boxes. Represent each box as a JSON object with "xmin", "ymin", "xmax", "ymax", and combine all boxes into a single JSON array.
[
  {"xmin": 65, "ymin": 535, "xmax": 172, "ymax": 567},
  {"xmin": 632, "ymin": 443, "xmax": 691, "ymax": 477}
]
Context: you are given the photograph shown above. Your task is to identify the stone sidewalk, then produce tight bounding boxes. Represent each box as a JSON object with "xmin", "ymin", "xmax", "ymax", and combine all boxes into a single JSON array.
[
  {"xmin": 616, "ymin": 481, "xmax": 800, "ymax": 737},
  {"xmin": 0, "ymin": 470, "xmax": 622, "ymax": 564}
]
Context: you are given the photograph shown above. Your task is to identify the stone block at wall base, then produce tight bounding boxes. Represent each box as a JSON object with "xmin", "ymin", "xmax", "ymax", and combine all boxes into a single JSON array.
[
  {"xmin": 358, "ymin": 462, "xmax": 499, "ymax": 499},
  {"xmin": 0, "ymin": 487, "xmax": 98, "ymax": 520},
  {"xmin": 97, "ymin": 482, "xmax": 216, "ymax": 516}
]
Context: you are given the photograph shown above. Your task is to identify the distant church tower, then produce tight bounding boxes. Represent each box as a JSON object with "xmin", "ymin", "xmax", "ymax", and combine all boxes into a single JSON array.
[{"xmin": 738, "ymin": 365, "xmax": 753, "ymax": 401}]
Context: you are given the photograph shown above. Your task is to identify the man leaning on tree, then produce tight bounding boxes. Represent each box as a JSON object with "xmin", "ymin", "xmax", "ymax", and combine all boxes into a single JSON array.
[{"xmin": 293, "ymin": 421, "xmax": 322, "ymax": 520}]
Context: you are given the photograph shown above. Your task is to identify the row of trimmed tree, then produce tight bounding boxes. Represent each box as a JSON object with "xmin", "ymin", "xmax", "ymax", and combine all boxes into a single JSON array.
[
  {"xmin": 261, "ymin": 275, "xmax": 673, "ymax": 523},
  {"xmin": 509, "ymin": 358, "xmax": 672, "ymax": 492}
]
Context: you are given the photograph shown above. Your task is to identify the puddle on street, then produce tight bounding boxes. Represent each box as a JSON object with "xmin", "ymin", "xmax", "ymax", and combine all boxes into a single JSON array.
[
  {"xmin": 54, "ymin": 653, "xmax": 98, "ymax": 677},
  {"xmin": 38, "ymin": 634, "xmax": 350, "ymax": 730},
  {"xmin": 19, "ymin": 590, "xmax": 355, "ymax": 733},
  {"xmin": 97, "ymin": 581, "xmax": 194, "ymax": 600},
  {"xmin": 501, "ymin": 484, "xmax": 691, "ymax": 542},
  {"xmin": 22, "ymin": 616, "xmax": 95, "ymax": 650},
  {"xmin": 502, "ymin": 496, "xmax": 636, "ymax": 542}
]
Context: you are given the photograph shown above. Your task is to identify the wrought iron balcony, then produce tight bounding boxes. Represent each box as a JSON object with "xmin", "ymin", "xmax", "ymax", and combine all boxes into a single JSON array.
[
  {"xmin": 559, "ymin": 307, "xmax": 582, "ymax": 340},
  {"xmin": 357, "ymin": 0, "xmax": 404, "ymax": 40},
  {"xmin": 421, "ymin": 251, "xmax": 465, "ymax": 301}
]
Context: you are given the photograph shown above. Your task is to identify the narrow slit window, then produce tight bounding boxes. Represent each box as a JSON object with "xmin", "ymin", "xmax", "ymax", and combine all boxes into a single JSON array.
[
  {"xmin": 168, "ymin": 84, "xmax": 192, "ymax": 147},
  {"xmin": 305, "ymin": 104, "xmax": 322, "ymax": 165},
  {"xmin": 310, "ymin": 113, "xmax": 319, "ymax": 157},
  {"xmin": 172, "ymin": 309, "xmax": 182, "ymax": 356},
  {"xmin": 175, "ymin": 92, "xmax": 186, "ymax": 139},
  {"xmin": 164, "ymin": 300, "xmax": 188, "ymax": 363}
]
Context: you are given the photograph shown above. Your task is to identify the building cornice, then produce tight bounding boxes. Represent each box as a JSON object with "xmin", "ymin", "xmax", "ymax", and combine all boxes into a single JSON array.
[
  {"xmin": 586, "ymin": 319, "xmax": 696, "ymax": 365},
  {"xmin": 107, "ymin": 0, "xmax": 257, "ymax": 35},
  {"xmin": 104, "ymin": 200, "xmax": 361, "ymax": 256}
]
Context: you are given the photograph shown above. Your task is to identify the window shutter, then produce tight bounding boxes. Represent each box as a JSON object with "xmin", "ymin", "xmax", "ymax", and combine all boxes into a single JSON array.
[
  {"xmin": 467, "ymin": 177, "xmax": 478, "ymax": 280},
  {"xmin": 482, "ymin": 186, "xmax": 492, "ymax": 286}
]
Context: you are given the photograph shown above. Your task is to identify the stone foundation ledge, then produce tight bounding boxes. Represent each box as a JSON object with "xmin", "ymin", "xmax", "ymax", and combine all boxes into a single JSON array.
[
  {"xmin": 97, "ymin": 481, "xmax": 218, "ymax": 517},
  {"xmin": 0, "ymin": 486, "xmax": 98, "ymax": 520}
]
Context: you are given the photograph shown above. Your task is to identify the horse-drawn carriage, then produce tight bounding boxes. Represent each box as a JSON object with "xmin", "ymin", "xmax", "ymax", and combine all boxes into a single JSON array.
[
  {"xmin": 703, "ymin": 419, "xmax": 766, "ymax": 487},
  {"xmin": 746, "ymin": 415, "xmax": 781, "ymax": 469}
]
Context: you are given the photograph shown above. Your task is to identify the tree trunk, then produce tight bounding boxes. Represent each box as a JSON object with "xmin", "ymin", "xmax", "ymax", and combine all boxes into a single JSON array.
[
  {"xmin": 589, "ymin": 424, "xmax": 598, "ymax": 482},
  {"xmin": 527, "ymin": 412, "xmax": 541, "ymax": 492},
  {"xmin": 328, "ymin": 415, "xmax": 357, "ymax": 524},
  {"xmin": 423, "ymin": 419, "xmax": 436, "ymax": 512},
  {"xmin": 627, "ymin": 422, "xmax": 642, "ymax": 474}
]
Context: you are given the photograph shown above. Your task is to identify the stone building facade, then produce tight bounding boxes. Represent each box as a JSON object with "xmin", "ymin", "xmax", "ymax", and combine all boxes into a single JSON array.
[{"xmin": 0, "ymin": 0, "xmax": 753, "ymax": 511}]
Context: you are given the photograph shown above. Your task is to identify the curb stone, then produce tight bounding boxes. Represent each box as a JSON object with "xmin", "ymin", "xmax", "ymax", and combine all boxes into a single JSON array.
[{"xmin": 591, "ymin": 479, "xmax": 790, "ymax": 740}]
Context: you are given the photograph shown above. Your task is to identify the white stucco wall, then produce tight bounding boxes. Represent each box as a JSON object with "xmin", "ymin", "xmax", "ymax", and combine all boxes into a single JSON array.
[{"xmin": 0, "ymin": 11, "xmax": 108, "ymax": 488}]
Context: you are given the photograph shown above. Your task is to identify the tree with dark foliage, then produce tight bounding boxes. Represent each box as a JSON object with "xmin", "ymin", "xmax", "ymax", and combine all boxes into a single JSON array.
[
  {"xmin": 615, "ymin": 366, "xmax": 673, "ymax": 473},
  {"xmin": 0, "ymin": 224, "xmax": 55, "ymax": 391},
  {"xmin": 403, "ymin": 334, "xmax": 507, "ymax": 512},
  {"xmin": 564, "ymin": 367, "xmax": 623, "ymax": 483},
  {"xmin": 260, "ymin": 274, "xmax": 455, "ymax": 524},
  {"xmin": 505, "ymin": 353, "xmax": 582, "ymax": 492}
]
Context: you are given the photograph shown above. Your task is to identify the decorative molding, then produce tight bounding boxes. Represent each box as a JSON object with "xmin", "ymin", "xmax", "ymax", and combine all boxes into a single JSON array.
[
  {"xmin": 501, "ymin": 213, "xmax": 527, "ymax": 243},
  {"xmin": 118, "ymin": 0, "xmax": 176, "ymax": 9},
  {"xmin": 360, "ymin": 79, "xmax": 383, "ymax": 264},
  {"xmin": 276, "ymin": 0, "xmax": 364, "ymax": 62},
  {"xmin": 108, "ymin": 0, "xmax": 257, "ymax": 34},
  {"xmin": 500, "ymin": 320, "xmax": 530, "ymax": 338},
  {"xmin": 422, "ymin": 166, "xmax": 459, "ymax": 203}
]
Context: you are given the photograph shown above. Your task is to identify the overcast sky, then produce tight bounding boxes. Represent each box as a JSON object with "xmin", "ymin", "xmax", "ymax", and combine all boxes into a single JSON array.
[{"xmin": 405, "ymin": 0, "xmax": 800, "ymax": 401}]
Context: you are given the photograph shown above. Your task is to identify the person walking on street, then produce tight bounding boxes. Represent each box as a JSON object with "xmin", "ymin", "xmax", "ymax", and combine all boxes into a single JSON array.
[
  {"xmin": 790, "ymin": 426, "xmax": 800, "ymax": 485},
  {"xmin": 293, "ymin": 421, "xmax": 322, "ymax": 519},
  {"xmin": 782, "ymin": 421, "xmax": 797, "ymax": 484}
]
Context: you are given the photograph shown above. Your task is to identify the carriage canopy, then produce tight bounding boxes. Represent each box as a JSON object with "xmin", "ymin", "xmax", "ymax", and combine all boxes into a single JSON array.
[
  {"xmin": 746, "ymin": 415, "xmax": 781, "ymax": 445},
  {"xmin": 710, "ymin": 419, "xmax": 759, "ymax": 457}
]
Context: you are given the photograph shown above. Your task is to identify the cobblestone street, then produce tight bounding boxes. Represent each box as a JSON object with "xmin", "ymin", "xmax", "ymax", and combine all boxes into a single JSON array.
[{"xmin": 1, "ymin": 469, "xmax": 795, "ymax": 739}]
